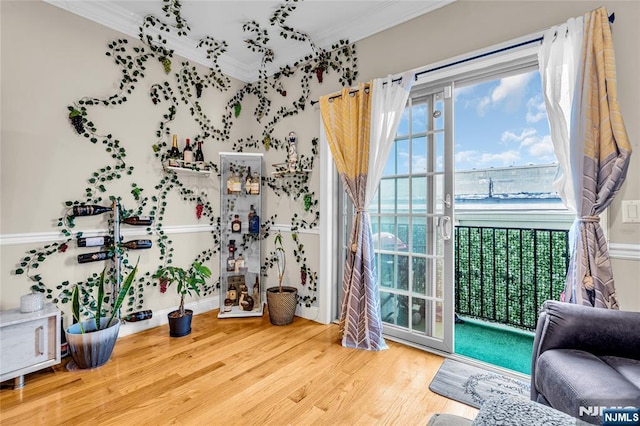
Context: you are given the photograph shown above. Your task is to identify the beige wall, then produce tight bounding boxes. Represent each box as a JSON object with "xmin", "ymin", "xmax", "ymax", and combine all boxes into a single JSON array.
[{"xmin": 1, "ymin": 0, "xmax": 638, "ymax": 321}]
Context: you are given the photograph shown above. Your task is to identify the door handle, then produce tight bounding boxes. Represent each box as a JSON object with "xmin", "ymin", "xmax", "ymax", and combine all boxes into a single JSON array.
[
  {"xmin": 439, "ymin": 216, "xmax": 452, "ymax": 241},
  {"xmin": 441, "ymin": 194, "xmax": 451, "ymax": 209},
  {"xmin": 36, "ymin": 326, "xmax": 44, "ymax": 356}
]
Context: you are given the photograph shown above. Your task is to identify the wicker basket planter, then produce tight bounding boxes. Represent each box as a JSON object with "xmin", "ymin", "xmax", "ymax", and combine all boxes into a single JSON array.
[{"xmin": 266, "ymin": 286, "xmax": 298, "ymax": 325}]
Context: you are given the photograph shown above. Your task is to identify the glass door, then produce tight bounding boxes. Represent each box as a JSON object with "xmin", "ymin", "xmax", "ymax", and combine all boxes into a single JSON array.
[{"xmin": 371, "ymin": 83, "xmax": 454, "ymax": 353}]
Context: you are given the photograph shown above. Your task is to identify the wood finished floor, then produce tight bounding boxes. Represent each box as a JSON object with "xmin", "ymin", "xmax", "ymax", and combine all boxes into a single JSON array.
[{"xmin": 0, "ymin": 310, "xmax": 477, "ymax": 425}]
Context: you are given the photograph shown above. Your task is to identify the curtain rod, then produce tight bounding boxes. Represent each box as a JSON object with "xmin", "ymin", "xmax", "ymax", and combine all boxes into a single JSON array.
[{"xmin": 310, "ymin": 12, "xmax": 614, "ymax": 107}]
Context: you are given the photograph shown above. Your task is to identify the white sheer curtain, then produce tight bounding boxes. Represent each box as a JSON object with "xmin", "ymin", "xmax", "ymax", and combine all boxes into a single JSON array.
[
  {"xmin": 365, "ymin": 72, "xmax": 414, "ymax": 207},
  {"xmin": 538, "ymin": 17, "xmax": 584, "ymax": 214}
]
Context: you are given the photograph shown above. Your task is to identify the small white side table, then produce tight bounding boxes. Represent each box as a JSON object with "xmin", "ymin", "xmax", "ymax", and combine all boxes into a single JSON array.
[{"xmin": 0, "ymin": 303, "xmax": 61, "ymax": 388}]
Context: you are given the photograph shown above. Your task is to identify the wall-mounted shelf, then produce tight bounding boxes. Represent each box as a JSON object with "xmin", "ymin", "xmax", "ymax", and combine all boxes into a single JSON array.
[
  {"xmin": 271, "ymin": 163, "xmax": 312, "ymax": 178},
  {"xmin": 163, "ymin": 160, "xmax": 212, "ymax": 176}
]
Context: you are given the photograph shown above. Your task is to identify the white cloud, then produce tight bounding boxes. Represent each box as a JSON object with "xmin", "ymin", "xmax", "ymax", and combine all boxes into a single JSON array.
[
  {"xmin": 476, "ymin": 96, "xmax": 491, "ymax": 116},
  {"xmin": 527, "ymin": 134, "xmax": 555, "ymax": 159},
  {"xmin": 491, "ymin": 73, "xmax": 533, "ymax": 104},
  {"xmin": 456, "ymin": 149, "xmax": 521, "ymax": 167},
  {"xmin": 526, "ymin": 95, "xmax": 547, "ymax": 123},
  {"xmin": 501, "ymin": 128, "xmax": 537, "ymax": 144}
]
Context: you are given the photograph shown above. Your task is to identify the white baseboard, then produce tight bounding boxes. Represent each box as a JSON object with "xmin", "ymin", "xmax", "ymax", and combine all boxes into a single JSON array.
[{"xmin": 118, "ymin": 296, "xmax": 219, "ymax": 337}]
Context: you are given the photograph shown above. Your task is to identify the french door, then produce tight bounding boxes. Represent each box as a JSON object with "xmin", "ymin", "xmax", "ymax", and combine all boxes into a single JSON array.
[{"xmin": 369, "ymin": 82, "xmax": 455, "ymax": 353}]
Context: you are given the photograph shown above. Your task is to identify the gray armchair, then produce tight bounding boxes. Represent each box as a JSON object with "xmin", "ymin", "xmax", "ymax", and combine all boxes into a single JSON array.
[{"xmin": 531, "ymin": 300, "xmax": 640, "ymax": 424}]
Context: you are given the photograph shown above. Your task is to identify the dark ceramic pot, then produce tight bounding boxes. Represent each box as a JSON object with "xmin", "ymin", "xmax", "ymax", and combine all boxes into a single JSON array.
[{"xmin": 168, "ymin": 309, "xmax": 193, "ymax": 337}]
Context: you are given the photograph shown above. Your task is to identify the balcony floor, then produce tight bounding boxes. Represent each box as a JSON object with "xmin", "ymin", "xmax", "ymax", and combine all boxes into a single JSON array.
[{"xmin": 454, "ymin": 317, "xmax": 534, "ymax": 375}]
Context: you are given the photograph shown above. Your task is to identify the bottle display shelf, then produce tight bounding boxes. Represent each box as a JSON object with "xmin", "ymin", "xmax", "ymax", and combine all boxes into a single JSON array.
[{"xmin": 163, "ymin": 160, "xmax": 212, "ymax": 176}]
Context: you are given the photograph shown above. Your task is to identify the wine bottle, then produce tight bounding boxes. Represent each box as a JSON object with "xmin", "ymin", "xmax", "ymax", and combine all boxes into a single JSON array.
[
  {"xmin": 77, "ymin": 251, "xmax": 112, "ymax": 264},
  {"xmin": 77, "ymin": 235, "xmax": 114, "ymax": 247},
  {"xmin": 121, "ymin": 216, "xmax": 153, "ymax": 226},
  {"xmin": 120, "ymin": 239, "xmax": 152, "ymax": 249},
  {"xmin": 122, "ymin": 310, "xmax": 153, "ymax": 322},
  {"xmin": 168, "ymin": 134, "xmax": 180, "ymax": 166},
  {"xmin": 71, "ymin": 205, "xmax": 112, "ymax": 217},
  {"xmin": 183, "ymin": 138, "xmax": 194, "ymax": 164},
  {"xmin": 195, "ymin": 141, "xmax": 204, "ymax": 162}
]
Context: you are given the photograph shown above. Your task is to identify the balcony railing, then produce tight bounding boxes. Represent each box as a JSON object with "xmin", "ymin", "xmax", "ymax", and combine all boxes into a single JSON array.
[{"xmin": 455, "ymin": 225, "xmax": 570, "ymax": 330}]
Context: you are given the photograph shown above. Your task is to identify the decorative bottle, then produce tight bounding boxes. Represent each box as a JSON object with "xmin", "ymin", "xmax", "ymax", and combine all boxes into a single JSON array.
[
  {"xmin": 122, "ymin": 310, "xmax": 153, "ymax": 322},
  {"xmin": 245, "ymin": 167, "xmax": 252, "ymax": 194},
  {"xmin": 77, "ymin": 235, "xmax": 114, "ymax": 247},
  {"xmin": 183, "ymin": 138, "xmax": 194, "ymax": 164},
  {"xmin": 71, "ymin": 205, "xmax": 112, "ymax": 217},
  {"xmin": 168, "ymin": 134, "xmax": 180, "ymax": 166},
  {"xmin": 250, "ymin": 172, "xmax": 260, "ymax": 195},
  {"xmin": 231, "ymin": 214, "xmax": 241, "ymax": 233},
  {"xmin": 226, "ymin": 170, "xmax": 235, "ymax": 194},
  {"xmin": 248, "ymin": 205, "xmax": 260, "ymax": 234},
  {"xmin": 121, "ymin": 216, "xmax": 153, "ymax": 226},
  {"xmin": 120, "ymin": 239, "xmax": 152, "ymax": 249},
  {"xmin": 232, "ymin": 171, "xmax": 242, "ymax": 194},
  {"xmin": 195, "ymin": 141, "xmax": 205, "ymax": 163},
  {"xmin": 228, "ymin": 281, "xmax": 238, "ymax": 303},
  {"xmin": 235, "ymin": 253, "xmax": 245, "ymax": 272},
  {"xmin": 226, "ymin": 240, "xmax": 236, "ymax": 272},
  {"xmin": 77, "ymin": 251, "xmax": 112, "ymax": 264}
]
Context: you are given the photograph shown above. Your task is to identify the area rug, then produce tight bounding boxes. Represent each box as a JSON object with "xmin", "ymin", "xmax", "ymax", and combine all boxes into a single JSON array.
[{"xmin": 429, "ymin": 358, "xmax": 530, "ymax": 408}]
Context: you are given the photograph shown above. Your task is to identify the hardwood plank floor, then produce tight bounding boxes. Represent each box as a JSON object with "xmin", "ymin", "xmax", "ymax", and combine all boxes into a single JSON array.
[{"xmin": 0, "ymin": 310, "xmax": 477, "ymax": 425}]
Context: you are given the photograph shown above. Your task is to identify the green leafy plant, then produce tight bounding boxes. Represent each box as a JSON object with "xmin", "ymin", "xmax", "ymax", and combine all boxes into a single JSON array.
[
  {"xmin": 71, "ymin": 260, "xmax": 139, "ymax": 333},
  {"xmin": 153, "ymin": 261, "xmax": 212, "ymax": 316},
  {"xmin": 274, "ymin": 232, "xmax": 286, "ymax": 293}
]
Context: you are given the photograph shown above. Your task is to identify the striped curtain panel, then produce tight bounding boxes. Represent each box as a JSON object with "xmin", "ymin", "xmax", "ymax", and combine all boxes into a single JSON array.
[
  {"xmin": 565, "ymin": 7, "xmax": 632, "ymax": 308},
  {"xmin": 539, "ymin": 7, "xmax": 631, "ymax": 309},
  {"xmin": 319, "ymin": 82, "xmax": 387, "ymax": 350}
]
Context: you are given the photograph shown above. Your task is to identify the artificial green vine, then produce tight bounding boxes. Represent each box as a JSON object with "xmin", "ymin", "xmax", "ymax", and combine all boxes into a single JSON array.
[{"xmin": 14, "ymin": 0, "xmax": 358, "ymax": 314}]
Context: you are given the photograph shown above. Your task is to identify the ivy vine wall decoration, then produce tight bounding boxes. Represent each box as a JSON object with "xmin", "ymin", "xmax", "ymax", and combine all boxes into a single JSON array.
[{"xmin": 14, "ymin": 0, "xmax": 358, "ymax": 313}]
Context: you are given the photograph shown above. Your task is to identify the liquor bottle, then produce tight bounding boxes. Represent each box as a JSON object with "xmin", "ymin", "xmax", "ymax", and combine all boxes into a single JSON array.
[
  {"xmin": 71, "ymin": 205, "xmax": 112, "ymax": 217},
  {"xmin": 245, "ymin": 167, "xmax": 252, "ymax": 194},
  {"xmin": 228, "ymin": 281, "xmax": 238, "ymax": 303},
  {"xmin": 253, "ymin": 276, "xmax": 260, "ymax": 307},
  {"xmin": 241, "ymin": 294, "xmax": 254, "ymax": 311},
  {"xmin": 226, "ymin": 171, "xmax": 235, "ymax": 194},
  {"xmin": 120, "ymin": 239, "xmax": 152, "ymax": 249},
  {"xmin": 168, "ymin": 134, "xmax": 180, "ymax": 166},
  {"xmin": 122, "ymin": 310, "xmax": 153, "ymax": 322},
  {"xmin": 77, "ymin": 251, "xmax": 112, "ymax": 264},
  {"xmin": 231, "ymin": 172, "xmax": 241, "ymax": 194},
  {"xmin": 183, "ymin": 138, "xmax": 194, "ymax": 164},
  {"xmin": 226, "ymin": 242, "xmax": 236, "ymax": 272},
  {"xmin": 195, "ymin": 141, "xmax": 204, "ymax": 162},
  {"xmin": 121, "ymin": 216, "xmax": 153, "ymax": 226},
  {"xmin": 249, "ymin": 206, "xmax": 260, "ymax": 234},
  {"xmin": 77, "ymin": 235, "xmax": 114, "ymax": 248},
  {"xmin": 235, "ymin": 253, "xmax": 245, "ymax": 272},
  {"xmin": 231, "ymin": 214, "xmax": 241, "ymax": 233},
  {"xmin": 250, "ymin": 172, "xmax": 260, "ymax": 195}
]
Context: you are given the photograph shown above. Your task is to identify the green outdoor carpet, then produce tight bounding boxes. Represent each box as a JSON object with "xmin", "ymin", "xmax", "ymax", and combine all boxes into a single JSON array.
[{"xmin": 454, "ymin": 318, "xmax": 534, "ymax": 375}]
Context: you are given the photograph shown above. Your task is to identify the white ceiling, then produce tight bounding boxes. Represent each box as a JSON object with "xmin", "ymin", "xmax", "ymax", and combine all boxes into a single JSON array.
[{"xmin": 45, "ymin": 0, "xmax": 454, "ymax": 82}]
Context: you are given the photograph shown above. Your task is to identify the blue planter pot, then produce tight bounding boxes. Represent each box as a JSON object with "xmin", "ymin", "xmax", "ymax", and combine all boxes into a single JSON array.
[{"xmin": 65, "ymin": 318, "xmax": 120, "ymax": 369}]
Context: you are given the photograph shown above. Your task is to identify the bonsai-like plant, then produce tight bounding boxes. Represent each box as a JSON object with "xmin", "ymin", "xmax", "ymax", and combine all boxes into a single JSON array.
[
  {"xmin": 274, "ymin": 232, "xmax": 286, "ymax": 293},
  {"xmin": 70, "ymin": 260, "xmax": 139, "ymax": 333},
  {"xmin": 153, "ymin": 261, "xmax": 211, "ymax": 316}
]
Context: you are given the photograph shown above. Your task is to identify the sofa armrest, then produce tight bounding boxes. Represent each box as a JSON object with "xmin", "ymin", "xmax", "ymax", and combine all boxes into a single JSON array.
[{"xmin": 530, "ymin": 300, "xmax": 640, "ymax": 401}]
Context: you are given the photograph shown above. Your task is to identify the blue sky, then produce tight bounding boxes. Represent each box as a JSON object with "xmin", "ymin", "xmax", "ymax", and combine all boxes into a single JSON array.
[
  {"xmin": 387, "ymin": 70, "xmax": 555, "ymax": 176},
  {"xmin": 454, "ymin": 70, "xmax": 555, "ymax": 171}
]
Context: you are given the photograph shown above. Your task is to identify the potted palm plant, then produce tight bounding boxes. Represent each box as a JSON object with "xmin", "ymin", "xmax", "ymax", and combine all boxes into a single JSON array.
[
  {"xmin": 66, "ymin": 260, "xmax": 139, "ymax": 369},
  {"xmin": 153, "ymin": 261, "xmax": 211, "ymax": 337},
  {"xmin": 266, "ymin": 232, "xmax": 298, "ymax": 325}
]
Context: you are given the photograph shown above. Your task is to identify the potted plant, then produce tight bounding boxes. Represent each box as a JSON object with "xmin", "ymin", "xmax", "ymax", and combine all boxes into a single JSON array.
[
  {"xmin": 153, "ymin": 261, "xmax": 211, "ymax": 337},
  {"xmin": 66, "ymin": 260, "xmax": 139, "ymax": 369},
  {"xmin": 266, "ymin": 232, "xmax": 298, "ymax": 325}
]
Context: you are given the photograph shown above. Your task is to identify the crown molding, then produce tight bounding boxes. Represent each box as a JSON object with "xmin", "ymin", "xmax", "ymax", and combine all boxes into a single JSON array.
[{"xmin": 44, "ymin": 0, "xmax": 454, "ymax": 83}]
